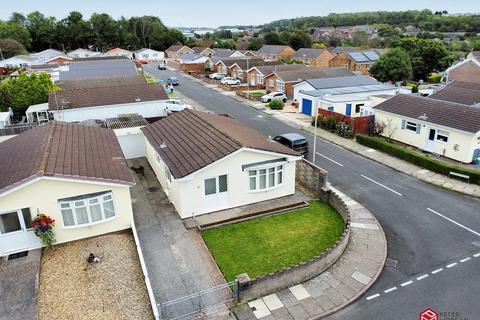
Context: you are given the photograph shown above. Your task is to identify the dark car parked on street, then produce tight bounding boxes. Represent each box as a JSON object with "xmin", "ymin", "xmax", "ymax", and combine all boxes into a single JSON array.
[{"xmin": 274, "ymin": 133, "xmax": 309, "ymax": 157}]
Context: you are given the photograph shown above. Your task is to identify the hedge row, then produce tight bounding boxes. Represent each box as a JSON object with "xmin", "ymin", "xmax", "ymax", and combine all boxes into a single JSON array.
[{"xmin": 356, "ymin": 134, "xmax": 480, "ymax": 185}]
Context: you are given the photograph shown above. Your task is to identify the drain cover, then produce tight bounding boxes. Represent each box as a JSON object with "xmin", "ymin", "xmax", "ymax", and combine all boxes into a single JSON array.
[
  {"xmin": 147, "ymin": 187, "xmax": 158, "ymax": 193},
  {"xmin": 385, "ymin": 258, "xmax": 398, "ymax": 268},
  {"xmin": 8, "ymin": 251, "xmax": 28, "ymax": 260}
]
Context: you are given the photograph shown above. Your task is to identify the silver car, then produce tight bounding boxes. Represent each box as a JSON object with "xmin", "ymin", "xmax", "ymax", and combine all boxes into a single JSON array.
[{"xmin": 261, "ymin": 91, "xmax": 287, "ymax": 103}]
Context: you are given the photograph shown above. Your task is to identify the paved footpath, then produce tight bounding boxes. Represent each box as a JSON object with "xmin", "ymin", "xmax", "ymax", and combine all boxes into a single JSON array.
[
  {"xmin": 181, "ymin": 73, "xmax": 480, "ymax": 199},
  {"xmin": 232, "ymin": 188, "xmax": 387, "ymax": 320}
]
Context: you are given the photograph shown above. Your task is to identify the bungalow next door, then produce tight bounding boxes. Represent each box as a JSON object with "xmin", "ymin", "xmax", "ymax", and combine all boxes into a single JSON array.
[
  {"xmin": 0, "ymin": 208, "xmax": 40, "ymax": 254},
  {"xmin": 203, "ymin": 174, "xmax": 229, "ymax": 213}
]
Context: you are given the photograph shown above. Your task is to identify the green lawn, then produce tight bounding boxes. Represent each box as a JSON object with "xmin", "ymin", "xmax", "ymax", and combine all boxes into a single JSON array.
[
  {"xmin": 245, "ymin": 91, "xmax": 265, "ymax": 97},
  {"xmin": 201, "ymin": 201, "xmax": 345, "ymax": 282}
]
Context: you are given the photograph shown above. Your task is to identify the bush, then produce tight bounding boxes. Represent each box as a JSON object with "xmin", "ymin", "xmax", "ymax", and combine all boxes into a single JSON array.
[
  {"xmin": 268, "ymin": 99, "xmax": 284, "ymax": 110},
  {"xmin": 427, "ymin": 73, "xmax": 442, "ymax": 83},
  {"xmin": 356, "ymin": 135, "xmax": 480, "ymax": 185}
]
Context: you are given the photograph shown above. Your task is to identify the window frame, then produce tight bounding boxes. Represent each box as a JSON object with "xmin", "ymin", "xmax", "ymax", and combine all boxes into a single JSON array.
[
  {"xmin": 203, "ymin": 174, "xmax": 229, "ymax": 197},
  {"xmin": 58, "ymin": 192, "xmax": 116, "ymax": 229},
  {"xmin": 248, "ymin": 164, "xmax": 284, "ymax": 192},
  {"xmin": 276, "ymin": 81, "xmax": 285, "ymax": 92},
  {"xmin": 405, "ymin": 121, "xmax": 418, "ymax": 132},
  {"xmin": 0, "ymin": 208, "xmax": 32, "ymax": 235},
  {"xmin": 436, "ymin": 130, "xmax": 449, "ymax": 144}
]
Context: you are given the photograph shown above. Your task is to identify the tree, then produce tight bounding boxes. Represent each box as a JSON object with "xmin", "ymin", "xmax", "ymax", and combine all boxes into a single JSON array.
[
  {"xmin": 26, "ymin": 11, "xmax": 57, "ymax": 51},
  {"xmin": 312, "ymin": 42, "xmax": 327, "ymax": 49},
  {"xmin": 350, "ymin": 31, "xmax": 368, "ymax": 47},
  {"xmin": 0, "ymin": 73, "xmax": 56, "ymax": 117},
  {"xmin": 370, "ymin": 48, "xmax": 412, "ymax": 82},
  {"xmin": 0, "ymin": 21, "xmax": 32, "ymax": 48},
  {"xmin": 289, "ymin": 31, "xmax": 313, "ymax": 50},
  {"xmin": 398, "ymin": 38, "xmax": 453, "ymax": 80},
  {"xmin": 90, "ymin": 13, "xmax": 118, "ymax": 50},
  {"xmin": 263, "ymin": 32, "xmax": 282, "ymax": 45},
  {"xmin": 248, "ymin": 38, "xmax": 264, "ymax": 50},
  {"xmin": 0, "ymin": 38, "xmax": 27, "ymax": 59}
]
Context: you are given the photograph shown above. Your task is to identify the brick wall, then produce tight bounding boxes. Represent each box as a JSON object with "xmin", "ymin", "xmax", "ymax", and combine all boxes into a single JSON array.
[{"xmin": 295, "ymin": 159, "xmax": 328, "ymax": 199}]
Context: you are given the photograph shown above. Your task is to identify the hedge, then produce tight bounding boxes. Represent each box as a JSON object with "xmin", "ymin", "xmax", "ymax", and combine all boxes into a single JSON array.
[{"xmin": 356, "ymin": 135, "xmax": 480, "ymax": 185}]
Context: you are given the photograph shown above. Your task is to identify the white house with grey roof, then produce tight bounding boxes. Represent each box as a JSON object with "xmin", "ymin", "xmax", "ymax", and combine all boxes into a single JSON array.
[
  {"xmin": 294, "ymin": 75, "xmax": 397, "ymax": 117},
  {"xmin": 374, "ymin": 94, "xmax": 480, "ymax": 163}
]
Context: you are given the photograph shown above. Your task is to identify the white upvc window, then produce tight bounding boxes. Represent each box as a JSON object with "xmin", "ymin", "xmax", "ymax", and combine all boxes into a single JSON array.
[
  {"xmin": 276, "ymin": 81, "xmax": 285, "ymax": 92},
  {"xmin": 248, "ymin": 165, "xmax": 284, "ymax": 191},
  {"xmin": 257, "ymin": 74, "xmax": 264, "ymax": 84},
  {"xmin": 58, "ymin": 192, "xmax": 116, "ymax": 228},
  {"xmin": 405, "ymin": 121, "xmax": 418, "ymax": 132},
  {"xmin": 268, "ymin": 79, "xmax": 274, "ymax": 87},
  {"xmin": 436, "ymin": 130, "xmax": 449, "ymax": 143}
]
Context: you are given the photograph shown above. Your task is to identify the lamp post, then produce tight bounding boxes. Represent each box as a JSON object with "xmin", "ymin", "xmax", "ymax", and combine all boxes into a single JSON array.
[
  {"xmin": 312, "ymin": 94, "xmax": 329, "ymax": 164},
  {"xmin": 246, "ymin": 57, "xmax": 250, "ymax": 100}
]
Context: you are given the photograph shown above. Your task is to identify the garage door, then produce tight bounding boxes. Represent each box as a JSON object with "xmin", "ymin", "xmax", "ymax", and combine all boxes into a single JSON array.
[
  {"xmin": 302, "ymin": 99, "xmax": 313, "ymax": 116},
  {"xmin": 117, "ymin": 133, "xmax": 146, "ymax": 159}
]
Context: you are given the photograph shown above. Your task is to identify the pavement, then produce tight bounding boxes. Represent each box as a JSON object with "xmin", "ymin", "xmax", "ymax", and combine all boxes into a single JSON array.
[
  {"xmin": 232, "ymin": 187, "xmax": 387, "ymax": 320},
  {"xmin": 129, "ymin": 158, "xmax": 234, "ymax": 320},
  {"xmin": 0, "ymin": 249, "xmax": 41, "ymax": 320},
  {"xmin": 144, "ymin": 65, "xmax": 480, "ymax": 319}
]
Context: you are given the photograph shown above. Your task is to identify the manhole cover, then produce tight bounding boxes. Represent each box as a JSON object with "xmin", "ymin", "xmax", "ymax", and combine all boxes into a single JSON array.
[
  {"xmin": 147, "ymin": 187, "xmax": 158, "ymax": 193},
  {"xmin": 385, "ymin": 258, "xmax": 398, "ymax": 268}
]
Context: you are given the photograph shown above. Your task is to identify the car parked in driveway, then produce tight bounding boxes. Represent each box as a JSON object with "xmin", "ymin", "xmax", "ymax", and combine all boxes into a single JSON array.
[
  {"xmin": 158, "ymin": 63, "xmax": 166, "ymax": 70},
  {"xmin": 209, "ymin": 73, "xmax": 226, "ymax": 80},
  {"xmin": 221, "ymin": 77, "xmax": 241, "ymax": 86},
  {"xmin": 167, "ymin": 77, "xmax": 179, "ymax": 86},
  {"xmin": 165, "ymin": 99, "xmax": 190, "ymax": 112},
  {"xmin": 261, "ymin": 91, "xmax": 287, "ymax": 103},
  {"xmin": 274, "ymin": 133, "xmax": 309, "ymax": 157}
]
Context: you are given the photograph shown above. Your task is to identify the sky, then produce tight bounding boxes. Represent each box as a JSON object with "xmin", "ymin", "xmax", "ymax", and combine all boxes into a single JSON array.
[{"xmin": 1, "ymin": 0, "xmax": 478, "ymax": 28}]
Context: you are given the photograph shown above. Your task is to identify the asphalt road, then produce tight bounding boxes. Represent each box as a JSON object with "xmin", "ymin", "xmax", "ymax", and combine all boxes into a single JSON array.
[{"xmin": 146, "ymin": 65, "xmax": 480, "ymax": 319}]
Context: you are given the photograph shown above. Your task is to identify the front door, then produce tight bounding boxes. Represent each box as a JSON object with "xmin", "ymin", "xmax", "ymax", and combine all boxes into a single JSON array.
[
  {"xmin": 302, "ymin": 99, "xmax": 313, "ymax": 116},
  {"xmin": 425, "ymin": 128, "xmax": 436, "ymax": 152},
  {"xmin": 345, "ymin": 104, "xmax": 352, "ymax": 116},
  {"xmin": 0, "ymin": 208, "xmax": 39, "ymax": 254},
  {"xmin": 203, "ymin": 175, "xmax": 229, "ymax": 214}
]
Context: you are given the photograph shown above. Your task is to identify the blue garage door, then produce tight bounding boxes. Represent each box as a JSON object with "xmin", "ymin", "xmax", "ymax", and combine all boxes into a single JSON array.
[{"xmin": 302, "ymin": 99, "xmax": 313, "ymax": 116}]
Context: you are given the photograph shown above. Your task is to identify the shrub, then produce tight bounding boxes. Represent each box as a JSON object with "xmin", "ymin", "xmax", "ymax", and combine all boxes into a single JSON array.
[
  {"xmin": 427, "ymin": 73, "xmax": 442, "ymax": 83},
  {"xmin": 32, "ymin": 214, "xmax": 55, "ymax": 247},
  {"xmin": 337, "ymin": 122, "xmax": 352, "ymax": 138},
  {"xmin": 268, "ymin": 99, "xmax": 284, "ymax": 110},
  {"xmin": 356, "ymin": 135, "xmax": 480, "ymax": 185}
]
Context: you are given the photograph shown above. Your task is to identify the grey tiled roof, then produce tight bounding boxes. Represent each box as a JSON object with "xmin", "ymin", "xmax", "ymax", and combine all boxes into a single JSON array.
[
  {"xmin": 303, "ymin": 75, "xmax": 378, "ymax": 90},
  {"xmin": 429, "ymin": 81, "xmax": 480, "ymax": 105},
  {"xmin": 141, "ymin": 110, "xmax": 298, "ymax": 178},
  {"xmin": 373, "ymin": 94, "xmax": 480, "ymax": 133},
  {"xmin": 59, "ymin": 58, "xmax": 138, "ymax": 80},
  {"xmin": 0, "ymin": 121, "xmax": 134, "ymax": 194},
  {"xmin": 272, "ymin": 67, "xmax": 355, "ymax": 82},
  {"xmin": 293, "ymin": 48, "xmax": 327, "ymax": 60},
  {"xmin": 257, "ymin": 45, "xmax": 291, "ymax": 55}
]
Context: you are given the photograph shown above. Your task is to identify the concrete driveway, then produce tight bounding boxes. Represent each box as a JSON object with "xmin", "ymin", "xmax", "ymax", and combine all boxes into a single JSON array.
[{"xmin": 129, "ymin": 158, "xmax": 233, "ymax": 319}]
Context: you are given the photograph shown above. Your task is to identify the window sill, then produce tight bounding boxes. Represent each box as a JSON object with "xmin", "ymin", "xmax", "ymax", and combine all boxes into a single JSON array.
[
  {"xmin": 248, "ymin": 184, "xmax": 284, "ymax": 193},
  {"xmin": 61, "ymin": 216, "xmax": 117, "ymax": 230}
]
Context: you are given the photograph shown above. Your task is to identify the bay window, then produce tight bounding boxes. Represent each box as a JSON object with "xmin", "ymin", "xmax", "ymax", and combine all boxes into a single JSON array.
[
  {"xmin": 248, "ymin": 165, "xmax": 284, "ymax": 191},
  {"xmin": 59, "ymin": 192, "xmax": 116, "ymax": 228}
]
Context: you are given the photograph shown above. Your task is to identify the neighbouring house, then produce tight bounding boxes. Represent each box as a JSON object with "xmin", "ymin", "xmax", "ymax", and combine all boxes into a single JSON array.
[
  {"xmin": 443, "ymin": 57, "xmax": 480, "ymax": 84},
  {"xmin": 228, "ymin": 59, "xmax": 279, "ymax": 82},
  {"xmin": 31, "ymin": 49, "xmax": 65, "ymax": 63},
  {"xmin": 373, "ymin": 94, "xmax": 480, "ymax": 163},
  {"xmin": 165, "ymin": 45, "xmax": 194, "ymax": 59},
  {"xmin": 142, "ymin": 109, "xmax": 301, "ymax": 218},
  {"xmin": 107, "ymin": 48, "xmax": 134, "ymax": 59},
  {"xmin": 292, "ymin": 48, "xmax": 334, "ymax": 67},
  {"xmin": 213, "ymin": 57, "xmax": 251, "ymax": 75},
  {"xmin": 59, "ymin": 58, "xmax": 138, "ymax": 80},
  {"xmin": 239, "ymin": 50, "xmax": 258, "ymax": 57},
  {"xmin": 44, "ymin": 55, "xmax": 73, "ymax": 65},
  {"xmin": 191, "ymin": 46, "xmax": 216, "ymax": 57},
  {"xmin": 256, "ymin": 45, "xmax": 296, "ymax": 61},
  {"xmin": 28, "ymin": 64, "xmax": 61, "ymax": 81},
  {"xmin": 294, "ymin": 75, "xmax": 397, "ymax": 117},
  {"xmin": 0, "ymin": 55, "xmax": 37, "ymax": 68},
  {"xmin": 264, "ymin": 67, "xmax": 355, "ymax": 97},
  {"xmin": 328, "ymin": 50, "xmax": 382, "ymax": 75},
  {"xmin": 178, "ymin": 53, "xmax": 214, "ymax": 73},
  {"xmin": 429, "ymin": 81, "xmax": 480, "ymax": 106},
  {"xmin": 0, "ymin": 111, "xmax": 12, "ymax": 129},
  {"xmin": 67, "ymin": 48, "xmax": 102, "ymax": 59},
  {"xmin": 134, "ymin": 48, "xmax": 165, "ymax": 61},
  {"xmin": 211, "ymin": 48, "xmax": 245, "ymax": 58},
  {"xmin": 245, "ymin": 64, "xmax": 308, "ymax": 87},
  {"xmin": 48, "ymin": 81, "xmax": 169, "ymax": 122},
  {"xmin": 0, "ymin": 121, "xmax": 135, "ymax": 256},
  {"xmin": 330, "ymin": 47, "xmax": 361, "ymax": 55},
  {"xmin": 467, "ymin": 51, "xmax": 480, "ymax": 61}
]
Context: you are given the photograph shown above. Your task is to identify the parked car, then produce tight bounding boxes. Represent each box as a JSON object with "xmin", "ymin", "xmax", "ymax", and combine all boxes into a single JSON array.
[
  {"xmin": 167, "ymin": 77, "xmax": 179, "ymax": 86},
  {"xmin": 138, "ymin": 60, "xmax": 148, "ymax": 64},
  {"xmin": 273, "ymin": 133, "xmax": 309, "ymax": 157},
  {"xmin": 158, "ymin": 63, "xmax": 166, "ymax": 70},
  {"xmin": 261, "ymin": 91, "xmax": 287, "ymax": 103},
  {"xmin": 209, "ymin": 73, "xmax": 226, "ymax": 80},
  {"xmin": 221, "ymin": 77, "xmax": 241, "ymax": 86},
  {"xmin": 165, "ymin": 99, "xmax": 190, "ymax": 112}
]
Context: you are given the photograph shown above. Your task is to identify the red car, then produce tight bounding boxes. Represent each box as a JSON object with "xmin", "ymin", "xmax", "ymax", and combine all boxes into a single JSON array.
[{"xmin": 138, "ymin": 60, "xmax": 149, "ymax": 64}]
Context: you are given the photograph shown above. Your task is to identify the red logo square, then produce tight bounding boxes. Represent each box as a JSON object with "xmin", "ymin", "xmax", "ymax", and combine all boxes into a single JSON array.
[{"xmin": 420, "ymin": 308, "xmax": 438, "ymax": 320}]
